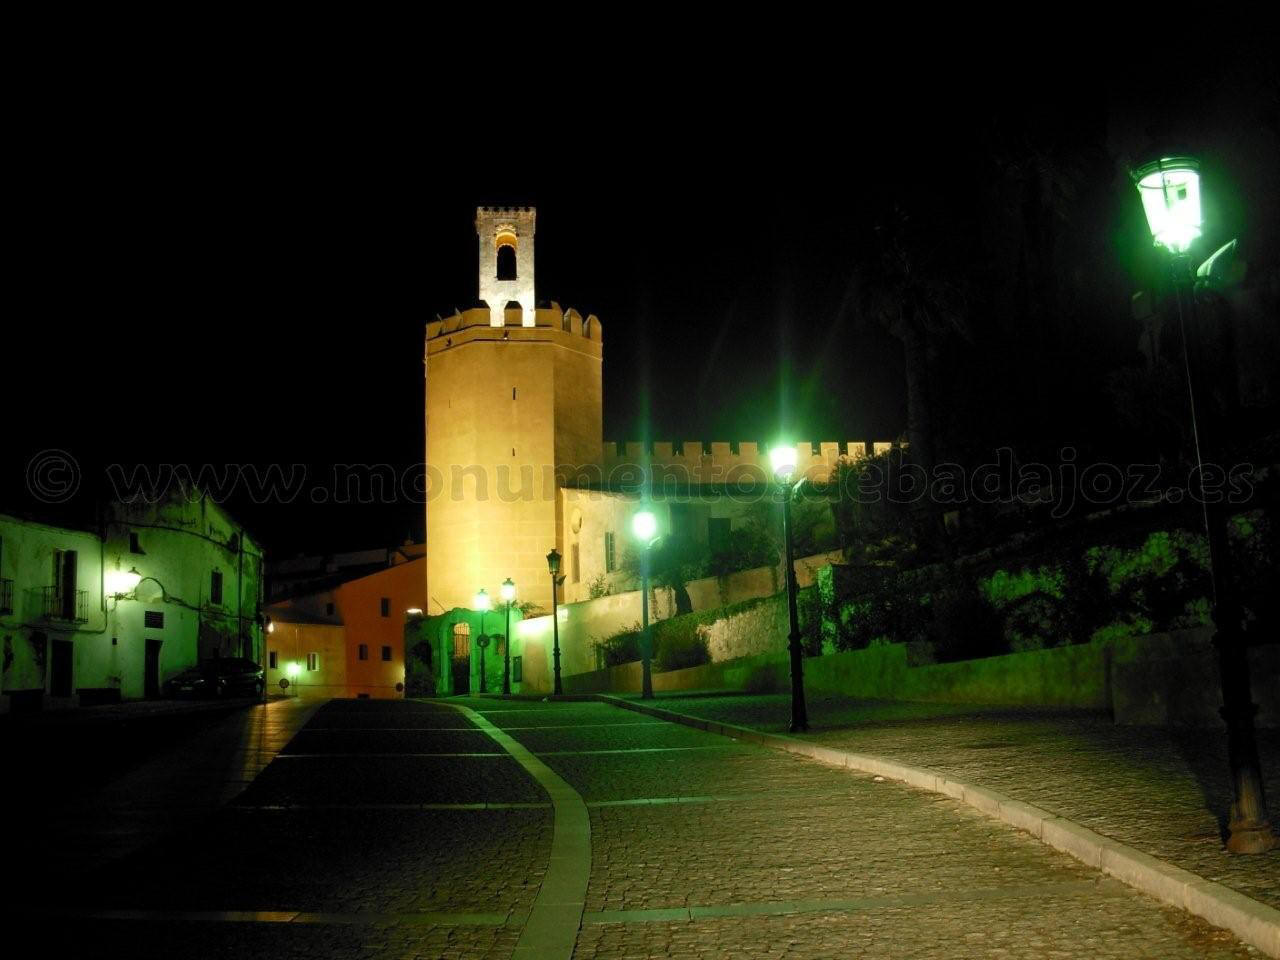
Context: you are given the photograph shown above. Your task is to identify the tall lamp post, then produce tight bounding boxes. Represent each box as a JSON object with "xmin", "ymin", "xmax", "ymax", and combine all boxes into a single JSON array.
[
  {"xmin": 1132, "ymin": 156, "xmax": 1275, "ymax": 854},
  {"xmin": 632, "ymin": 508, "xmax": 659, "ymax": 699},
  {"xmin": 474, "ymin": 588, "xmax": 491, "ymax": 694},
  {"xmin": 546, "ymin": 549, "xmax": 565, "ymax": 695},
  {"xmin": 501, "ymin": 578, "xmax": 516, "ymax": 695},
  {"xmin": 770, "ymin": 442, "xmax": 808, "ymax": 733}
]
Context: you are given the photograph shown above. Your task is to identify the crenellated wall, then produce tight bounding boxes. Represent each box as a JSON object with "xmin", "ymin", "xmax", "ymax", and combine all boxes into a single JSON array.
[
  {"xmin": 598, "ymin": 439, "xmax": 896, "ymax": 485},
  {"xmin": 426, "ymin": 302, "xmax": 602, "ymax": 349}
]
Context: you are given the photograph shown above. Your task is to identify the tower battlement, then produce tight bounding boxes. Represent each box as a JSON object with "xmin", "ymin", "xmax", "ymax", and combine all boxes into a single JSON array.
[
  {"xmin": 426, "ymin": 302, "xmax": 603, "ymax": 354},
  {"xmin": 598, "ymin": 439, "xmax": 896, "ymax": 486}
]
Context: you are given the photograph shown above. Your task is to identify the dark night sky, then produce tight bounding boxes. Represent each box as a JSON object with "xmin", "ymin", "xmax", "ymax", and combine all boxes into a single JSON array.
[{"xmin": 7, "ymin": 44, "xmax": 1277, "ymax": 555}]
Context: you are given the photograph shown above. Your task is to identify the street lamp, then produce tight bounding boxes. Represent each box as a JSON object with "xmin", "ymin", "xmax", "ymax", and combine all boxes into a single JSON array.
[
  {"xmin": 631, "ymin": 508, "xmax": 659, "ymax": 699},
  {"xmin": 501, "ymin": 578, "xmax": 516, "ymax": 695},
  {"xmin": 473, "ymin": 588, "xmax": 491, "ymax": 694},
  {"xmin": 770, "ymin": 442, "xmax": 808, "ymax": 733},
  {"xmin": 1133, "ymin": 156, "xmax": 1202, "ymax": 254},
  {"xmin": 1132, "ymin": 156, "xmax": 1274, "ymax": 854},
  {"xmin": 546, "ymin": 549, "xmax": 564, "ymax": 695}
]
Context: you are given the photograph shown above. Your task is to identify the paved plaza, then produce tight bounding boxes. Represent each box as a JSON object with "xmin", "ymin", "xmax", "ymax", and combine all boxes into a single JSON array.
[{"xmin": 6, "ymin": 696, "xmax": 1271, "ymax": 958}]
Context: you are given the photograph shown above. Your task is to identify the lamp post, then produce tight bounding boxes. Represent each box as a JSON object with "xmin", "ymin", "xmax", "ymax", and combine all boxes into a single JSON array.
[
  {"xmin": 1132, "ymin": 156, "xmax": 1274, "ymax": 854},
  {"xmin": 770, "ymin": 442, "xmax": 808, "ymax": 733},
  {"xmin": 501, "ymin": 578, "xmax": 516, "ymax": 695},
  {"xmin": 631, "ymin": 508, "xmax": 658, "ymax": 699},
  {"xmin": 473, "ymin": 588, "xmax": 491, "ymax": 694},
  {"xmin": 546, "ymin": 549, "xmax": 564, "ymax": 695}
]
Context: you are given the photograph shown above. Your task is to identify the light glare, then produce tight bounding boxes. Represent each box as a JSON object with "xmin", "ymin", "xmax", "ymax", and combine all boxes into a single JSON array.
[
  {"xmin": 770, "ymin": 443, "xmax": 798, "ymax": 482},
  {"xmin": 1134, "ymin": 157, "xmax": 1202, "ymax": 253}
]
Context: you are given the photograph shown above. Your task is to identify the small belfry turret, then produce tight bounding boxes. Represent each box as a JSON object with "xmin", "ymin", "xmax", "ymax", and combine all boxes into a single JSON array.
[{"xmin": 476, "ymin": 206, "xmax": 536, "ymax": 327}]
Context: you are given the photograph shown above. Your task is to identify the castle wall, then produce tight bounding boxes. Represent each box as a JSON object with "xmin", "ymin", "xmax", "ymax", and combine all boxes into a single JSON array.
[{"xmin": 598, "ymin": 439, "xmax": 895, "ymax": 486}]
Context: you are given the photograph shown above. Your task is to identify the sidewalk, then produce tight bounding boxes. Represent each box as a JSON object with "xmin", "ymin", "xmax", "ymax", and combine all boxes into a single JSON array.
[
  {"xmin": 628, "ymin": 693, "xmax": 1280, "ymax": 911},
  {"xmin": 7, "ymin": 697, "xmax": 318, "ymax": 884}
]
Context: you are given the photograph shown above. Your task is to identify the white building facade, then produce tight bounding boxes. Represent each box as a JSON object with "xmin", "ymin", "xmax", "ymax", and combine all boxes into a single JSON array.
[{"xmin": 0, "ymin": 492, "xmax": 263, "ymax": 713}]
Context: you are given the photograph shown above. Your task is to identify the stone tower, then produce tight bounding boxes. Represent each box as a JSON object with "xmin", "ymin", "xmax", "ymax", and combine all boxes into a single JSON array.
[
  {"xmin": 425, "ymin": 206, "xmax": 603, "ymax": 616},
  {"xmin": 476, "ymin": 206, "xmax": 536, "ymax": 327}
]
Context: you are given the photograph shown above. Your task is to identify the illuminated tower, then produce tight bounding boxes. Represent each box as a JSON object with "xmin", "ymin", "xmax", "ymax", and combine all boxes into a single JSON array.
[{"xmin": 425, "ymin": 206, "xmax": 602, "ymax": 615}]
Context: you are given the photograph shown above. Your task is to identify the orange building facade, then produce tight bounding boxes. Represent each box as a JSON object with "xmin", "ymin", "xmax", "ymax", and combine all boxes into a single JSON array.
[{"xmin": 265, "ymin": 554, "xmax": 426, "ymax": 700}]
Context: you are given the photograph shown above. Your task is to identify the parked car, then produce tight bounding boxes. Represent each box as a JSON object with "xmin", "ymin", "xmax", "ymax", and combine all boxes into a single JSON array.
[{"xmin": 164, "ymin": 658, "xmax": 264, "ymax": 698}]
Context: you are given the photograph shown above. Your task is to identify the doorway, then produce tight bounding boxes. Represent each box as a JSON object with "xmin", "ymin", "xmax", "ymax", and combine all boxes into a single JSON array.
[
  {"xmin": 51, "ymin": 639, "xmax": 72, "ymax": 698},
  {"xmin": 450, "ymin": 622, "xmax": 471, "ymax": 695},
  {"xmin": 145, "ymin": 638, "xmax": 162, "ymax": 698}
]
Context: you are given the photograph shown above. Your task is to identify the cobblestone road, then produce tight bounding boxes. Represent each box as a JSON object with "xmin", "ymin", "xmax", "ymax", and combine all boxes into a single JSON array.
[
  {"xmin": 16, "ymin": 696, "xmax": 1267, "ymax": 959},
  {"xmin": 649, "ymin": 693, "xmax": 1280, "ymax": 910}
]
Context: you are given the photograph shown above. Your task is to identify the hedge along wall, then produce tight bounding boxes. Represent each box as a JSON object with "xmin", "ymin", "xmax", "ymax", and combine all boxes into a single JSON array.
[
  {"xmin": 565, "ymin": 625, "xmax": 1280, "ymax": 728},
  {"xmin": 814, "ymin": 513, "xmax": 1273, "ymax": 665}
]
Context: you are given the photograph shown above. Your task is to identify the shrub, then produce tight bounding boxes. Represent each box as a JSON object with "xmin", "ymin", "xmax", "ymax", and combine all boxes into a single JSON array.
[
  {"xmin": 653, "ymin": 618, "xmax": 711, "ymax": 672},
  {"xmin": 596, "ymin": 623, "xmax": 642, "ymax": 667}
]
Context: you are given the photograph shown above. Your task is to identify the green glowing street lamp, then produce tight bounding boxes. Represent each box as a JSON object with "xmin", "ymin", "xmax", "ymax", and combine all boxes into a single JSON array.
[
  {"xmin": 771, "ymin": 442, "xmax": 808, "ymax": 733},
  {"xmin": 632, "ymin": 507, "xmax": 659, "ymax": 699},
  {"xmin": 473, "ymin": 588, "xmax": 491, "ymax": 693},
  {"xmin": 547, "ymin": 549, "xmax": 564, "ymax": 695},
  {"xmin": 501, "ymin": 577, "xmax": 516, "ymax": 695},
  {"xmin": 1133, "ymin": 156, "xmax": 1202, "ymax": 254},
  {"xmin": 1130, "ymin": 156, "xmax": 1274, "ymax": 854}
]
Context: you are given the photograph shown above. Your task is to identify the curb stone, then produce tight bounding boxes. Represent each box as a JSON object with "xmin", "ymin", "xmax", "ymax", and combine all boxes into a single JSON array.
[{"xmin": 597, "ymin": 694, "xmax": 1280, "ymax": 959}]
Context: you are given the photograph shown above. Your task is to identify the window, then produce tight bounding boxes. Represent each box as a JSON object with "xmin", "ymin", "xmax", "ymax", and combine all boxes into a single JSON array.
[
  {"xmin": 708, "ymin": 517, "xmax": 731, "ymax": 553},
  {"xmin": 571, "ymin": 543, "xmax": 580, "ymax": 584},
  {"xmin": 381, "ymin": 645, "xmax": 392, "ymax": 662},
  {"xmin": 268, "ymin": 650, "xmax": 278, "ymax": 669},
  {"xmin": 452, "ymin": 622, "xmax": 470, "ymax": 658},
  {"xmin": 53, "ymin": 549, "xmax": 78, "ymax": 620},
  {"xmin": 129, "ymin": 532, "xmax": 143, "ymax": 554},
  {"xmin": 604, "ymin": 532, "xmax": 616, "ymax": 573},
  {"xmin": 144, "ymin": 610, "xmax": 164, "ymax": 629},
  {"xmin": 380, "ymin": 597, "xmax": 390, "ymax": 617},
  {"xmin": 512, "ymin": 656, "xmax": 522, "ymax": 683},
  {"xmin": 669, "ymin": 503, "xmax": 692, "ymax": 538},
  {"xmin": 358, "ymin": 644, "xmax": 369, "ymax": 661},
  {"xmin": 210, "ymin": 570, "xmax": 223, "ymax": 605},
  {"xmin": 325, "ymin": 602, "xmax": 335, "ymax": 616},
  {"xmin": 307, "ymin": 652, "xmax": 319, "ymax": 671},
  {"xmin": 496, "ymin": 244, "xmax": 517, "ymax": 280}
]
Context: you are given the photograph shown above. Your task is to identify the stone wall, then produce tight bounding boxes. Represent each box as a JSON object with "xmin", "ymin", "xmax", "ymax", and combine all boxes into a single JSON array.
[
  {"xmin": 515, "ymin": 548, "xmax": 840, "ymax": 682},
  {"xmin": 564, "ymin": 624, "xmax": 1280, "ymax": 728}
]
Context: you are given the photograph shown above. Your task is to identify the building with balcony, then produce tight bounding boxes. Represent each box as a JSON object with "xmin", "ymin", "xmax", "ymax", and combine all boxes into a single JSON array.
[{"xmin": 0, "ymin": 490, "xmax": 263, "ymax": 713}]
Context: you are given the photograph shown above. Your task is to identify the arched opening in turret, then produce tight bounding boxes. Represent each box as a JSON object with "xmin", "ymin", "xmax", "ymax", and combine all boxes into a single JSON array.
[{"xmin": 496, "ymin": 243, "xmax": 517, "ymax": 280}]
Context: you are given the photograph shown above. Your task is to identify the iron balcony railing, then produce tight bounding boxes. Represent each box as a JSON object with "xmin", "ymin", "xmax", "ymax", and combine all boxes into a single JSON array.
[
  {"xmin": 0, "ymin": 577, "xmax": 13, "ymax": 615},
  {"xmin": 41, "ymin": 586, "xmax": 89, "ymax": 622}
]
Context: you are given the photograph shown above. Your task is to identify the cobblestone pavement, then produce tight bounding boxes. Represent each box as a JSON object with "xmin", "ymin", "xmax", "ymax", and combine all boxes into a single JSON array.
[
  {"xmin": 16, "ymin": 696, "xmax": 1269, "ymax": 958},
  {"xmin": 24, "ymin": 698, "xmax": 551, "ymax": 960},
  {"xmin": 470, "ymin": 697, "xmax": 1261, "ymax": 959},
  {"xmin": 647, "ymin": 693, "xmax": 1280, "ymax": 910}
]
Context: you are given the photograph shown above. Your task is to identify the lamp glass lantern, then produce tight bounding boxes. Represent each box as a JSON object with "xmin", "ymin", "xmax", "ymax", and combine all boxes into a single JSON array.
[
  {"xmin": 1133, "ymin": 156, "xmax": 1202, "ymax": 254},
  {"xmin": 546, "ymin": 548, "xmax": 561, "ymax": 577},
  {"xmin": 500, "ymin": 578, "xmax": 516, "ymax": 603},
  {"xmin": 770, "ymin": 442, "xmax": 798, "ymax": 483},
  {"xmin": 106, "ymin": 566, "xmax": 143, "ymax": 597},
  {"xmin": 631, "ymin": 508, "xmax": 657, "ymax": 544},
  {"xmin": 473, "ymin": 588, "xmax": 491, "ymax": 613}
]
